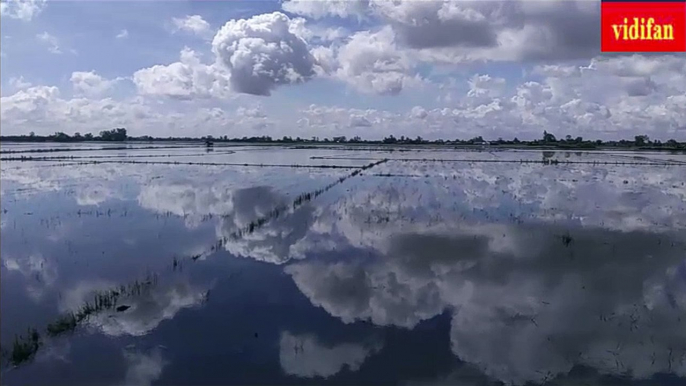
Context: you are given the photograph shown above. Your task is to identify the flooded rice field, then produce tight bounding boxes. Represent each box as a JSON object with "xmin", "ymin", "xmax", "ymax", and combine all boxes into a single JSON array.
[{"xmin": 1, "ymin": 143, "xmax": 686, "ymax": 386}]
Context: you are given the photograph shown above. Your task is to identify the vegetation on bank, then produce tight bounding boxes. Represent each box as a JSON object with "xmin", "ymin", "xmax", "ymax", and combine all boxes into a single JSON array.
[{"xmin": 1, "ymin": 129, "xmax": 685, "ymax": 150}]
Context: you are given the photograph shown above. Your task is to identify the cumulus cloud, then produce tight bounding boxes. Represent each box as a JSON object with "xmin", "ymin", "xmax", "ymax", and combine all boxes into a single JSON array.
[
  {"xmin": 288, "ymin": 17, "xmax": 350, "ymax": 43},
  {"xmin": 0, "ymin": 85, "xmax": 238, "ymax": 137},
  {"xmin": 172, "ymin": 15, "xmax": 213, "ymax": 39},
  {"xmin": 279, "ymin": 331, "xmax": 382, "ymax": 378},
  {"xmin": 331, "ymin": 27, "xmax": 416, "ymax": 95},
  {"xmin": 0, "ymin": 0, "xmax": 46, "ymax": 21},
  {"xmin": 282, "ymin": 0, "xmax": 370, "ymax": 20},
  {"xmin": 133, "ymin": 47, "xmax": 231, "ymax": 99},
  {"xmin": 212, "ymin": 12, "xmax": 316, "ymax": 96},
  {"xmin": 70, "ymin": 71, "xmax": 120, "ymax": 97},
  {"xmin": 285, "ymin": 0, "xmax": 601, "ymax": 63},
  {"xmin": 298, "ymin": 55, "xmax": 686, "ymax": 140}
]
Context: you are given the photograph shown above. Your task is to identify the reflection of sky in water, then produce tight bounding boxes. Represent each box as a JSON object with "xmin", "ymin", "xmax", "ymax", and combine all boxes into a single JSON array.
[{"xmin": 1, "ymin": 146, "xmax": 685, "ymax": 385}]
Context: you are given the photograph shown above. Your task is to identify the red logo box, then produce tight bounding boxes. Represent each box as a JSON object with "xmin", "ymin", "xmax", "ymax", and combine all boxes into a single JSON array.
[{"xmin": 601, "ymin": 1, "xmax": 686, "ymax": 52}]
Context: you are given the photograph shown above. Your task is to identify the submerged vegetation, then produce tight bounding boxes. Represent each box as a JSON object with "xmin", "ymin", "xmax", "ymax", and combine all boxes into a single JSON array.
[
  {"xmin": 1, "ymin": 274, "xmax": 158, "ymax": 368},
  {"xmin": 3, "ymin": 329, "xmax": 42, "ymax": 367}
]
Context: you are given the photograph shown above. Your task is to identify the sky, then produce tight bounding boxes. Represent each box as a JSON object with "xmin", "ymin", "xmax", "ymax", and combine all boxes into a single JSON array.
[{"xmin": 1, "ymin": 0, "xmax": 685, "ymax": 141}]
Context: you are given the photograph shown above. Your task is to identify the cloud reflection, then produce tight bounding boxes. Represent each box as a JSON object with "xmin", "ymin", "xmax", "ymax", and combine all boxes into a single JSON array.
[
  {"xmin": 60, "ymin": 279, "xmax": 210, "ymax": 337},
  {"xmin": 279, "ymin": 331, "xmax": 382, "ymax": 378}
]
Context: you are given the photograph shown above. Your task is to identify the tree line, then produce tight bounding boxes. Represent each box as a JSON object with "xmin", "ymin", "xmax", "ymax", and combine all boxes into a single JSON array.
[
  {"xmin": 1, "ymin": 129, "xmax": 684, "ymax": 150},
  {"xmin": 1, "ymin": 128, "xmax": 128, "ymax": 143}
]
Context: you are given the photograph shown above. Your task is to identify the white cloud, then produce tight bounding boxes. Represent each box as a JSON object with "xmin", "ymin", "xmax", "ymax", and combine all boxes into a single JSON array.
[
  {"xmin": 212, "ymin": 12, "xmax": 317, "ymax": 96},
  {"xmin": 283, "ymin": 1, "xmax": 609, "ymax": 63},
  {"xmin": 0, "ymin": 0, "xmax": 46, "ymax": 21},
  {"xmin": 36, "ymin": 31, "xmax": 61, "ymax": 54},
  {"xmin": 133, "ymin": 47, "xmax": 232, "ymax": 99},
  {"xmin": 296, "ymin": 54, "xmax": 686, "ymax": 140},
  {"xmin": 282, "ymin": 0, "xmax": 369, "ymax": 20},
  {"xmin": 70, "ymin": 71, "xmax": 120, "ymax": 97},
  {"xmin": 288, "ymin": 17, "xmax": 350, "ymax": 43},
  {"xmin": 171, "ymin": 15, "xmax": 212, "ymax": 39},
  {"xmin": 332, "ymin": 27, "xmax": 416, "ymax": 95},
  {"xmin": 116, "ymin": 29, "xmax": 129, "ymax": 39}
]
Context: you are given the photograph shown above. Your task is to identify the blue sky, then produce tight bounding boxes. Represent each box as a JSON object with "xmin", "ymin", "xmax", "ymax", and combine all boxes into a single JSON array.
[{"xmin": 1, "ymin": 0, "xmax": 685, "ymax": 140}]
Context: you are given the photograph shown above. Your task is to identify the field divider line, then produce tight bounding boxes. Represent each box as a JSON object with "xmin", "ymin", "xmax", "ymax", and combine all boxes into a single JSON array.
[
  {"xmin": 0, "ymin": 144, "xmax": 201, "ymax": 155},
  {"xmin": 0, "ymin": 159, "xmax": 361, "ymax": 169},
  {"xmin": 179, "ymin": 159, "xmax": 389, "ymax": 263},
  {"xmin": 0, "ymin": 151, "xmax": 237, "ymax": 161},
  {"xmin": 313, "ymin": 156, "xmax": 685, "ymax": 166}
]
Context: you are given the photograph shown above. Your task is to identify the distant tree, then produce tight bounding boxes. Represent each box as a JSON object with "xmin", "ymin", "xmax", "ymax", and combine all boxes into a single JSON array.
[
  {"xmin": 565, "ymin": 135, "xmax": 572, "ymax": 142},
  {"xmin": 100, "ymin": 128, "xmax": 127, "ymax": 141},
  {"xmin": 666, "ymin": 139, "xmax": 678, "ymax": 147},
  {"xmin": 53, "ymin": 132, "xmax": 71, "ymax": 142},
  {"xmin": 469, "ymin": 136, "xmax": 484, "ymax": 144},
  {"xmin": 382, "ymin": 135, "xmax": 397, "ymax": 144},
  {"xmin": 513, "ymin": 137, "xmax": 520, "ymax": 144},
  {"xmin": 634, "ymin": 135, "xmax": 649, "ymax": 146},
  {"xmin": 575, "ymin": 136, "xmax": 583, "ymax": 143},
  {"xmin": 332, "ymin": 136, "xmax": 346, "ymax": 143},
  {"xmin": 84, "ymin": 133, "xmax": 94, "ymax": 140},
  {"xmin": 29, "ymin": 131, "xmax": 35, "ymax": 137},
  {"xmin": 543, "ymin": 131, "xmax": 557, "ymax": 143},
  {"xmin": 596, "ymin": 139, "xmax": 603, "ymax": 145}
]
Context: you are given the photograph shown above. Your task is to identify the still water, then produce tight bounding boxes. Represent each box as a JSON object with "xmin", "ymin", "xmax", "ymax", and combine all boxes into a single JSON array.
[{"xmin": 1, "ymin": 144, "xmax": 685, "ymax": 385}]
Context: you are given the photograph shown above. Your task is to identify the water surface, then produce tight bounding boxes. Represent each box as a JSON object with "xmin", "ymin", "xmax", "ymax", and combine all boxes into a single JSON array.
[{"xmin": 2, "ymin": 144, "xmax": 685, "ymax": 385}]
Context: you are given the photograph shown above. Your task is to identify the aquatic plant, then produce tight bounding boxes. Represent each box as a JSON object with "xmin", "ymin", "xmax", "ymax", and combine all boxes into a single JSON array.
[
  {"xmin": 1, "ymin": 274, "xmax": 158, "ymax": 368},
  {"xmin": 46, "ymin": 314, "xmax": 77, "ymax": 337},
  {"xmin": 5, "ymin": 328, "xmax": 41, "ymax": 367}
]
